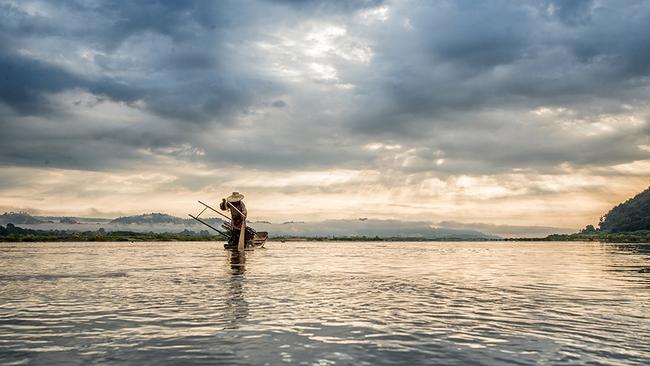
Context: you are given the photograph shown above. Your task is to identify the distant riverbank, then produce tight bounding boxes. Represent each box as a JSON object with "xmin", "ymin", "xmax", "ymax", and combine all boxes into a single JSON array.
[
  {"xmin": 2, "ymin": 224, "xmax": 649, "ymax": 243},
  {"xmin": 0, "ymin": 224, "xmax": 496, "ymax": 242},
  {"xmin": 507, "ymin": 231, "xmax": 650, "ymax": 243}
]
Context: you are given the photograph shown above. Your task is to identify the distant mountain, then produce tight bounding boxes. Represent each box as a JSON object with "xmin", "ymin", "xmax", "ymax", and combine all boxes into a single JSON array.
[
  {"xmin": 110, "ymin": 213, "xmax": 190, "ymax": 225},
  {"xmin": 437, "ymin": 221, "xmax": 574, "ymax": 238},
  {"xmin": 252, "ymin": 219, "xmax": 500, "ymax": 239},
  {"xmin": 109, "ymin": 212, "xmax": 225, "ymax": 228},
  {"xmin": 599, "ymin": 187, "xmax": 650, "ymax": 233},
  {"xmin": 0, "ymin": 212, "xmax": 45, "ymax": 225}
]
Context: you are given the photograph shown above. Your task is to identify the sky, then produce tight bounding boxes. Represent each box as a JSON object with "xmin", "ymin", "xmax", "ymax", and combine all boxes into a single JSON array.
[{"xmin": 0, "ymin": 0, "xmax": 649, "ymax": 234}]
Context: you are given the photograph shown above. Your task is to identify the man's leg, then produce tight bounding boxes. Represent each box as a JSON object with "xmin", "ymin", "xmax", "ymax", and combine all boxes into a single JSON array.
[
  {"xmin": 228, "ymin": 229, "xmax": 240, "ymax": 247},
  {"xmin": 244, "ymin": 229, "xmax": 254, "ymax": 246}
]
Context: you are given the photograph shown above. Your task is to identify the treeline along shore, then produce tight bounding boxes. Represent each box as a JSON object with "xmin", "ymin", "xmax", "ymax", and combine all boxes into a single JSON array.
[
  {"xmin": 506, "ymin": 231, "xmax": 650, "ymax": 243},
  {"xmin": 0, "ymin": 224, "xmax": 497, "ymax": 242},
  {"xmin": 2, "ymin": 223, "xmax": 649, "ymax": 243},
  {"xmin": 0, "ymin": 223, "xmax": 226, "ymax": 242}
]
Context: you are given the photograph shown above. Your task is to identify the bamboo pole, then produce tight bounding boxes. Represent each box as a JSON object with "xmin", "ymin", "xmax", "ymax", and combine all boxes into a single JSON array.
[
  {"xmin": 188, "ymin": 214, "xmax": 230, "ymax": 238},
  {"xmin": 198, "ymin": 200, "xmax": 231, "ymax": 221}
]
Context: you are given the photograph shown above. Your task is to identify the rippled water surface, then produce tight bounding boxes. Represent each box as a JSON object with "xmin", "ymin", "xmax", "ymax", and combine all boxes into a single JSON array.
[{"xmin": 1, "ymin": 241, "xmax": 649, "ymax": 365}]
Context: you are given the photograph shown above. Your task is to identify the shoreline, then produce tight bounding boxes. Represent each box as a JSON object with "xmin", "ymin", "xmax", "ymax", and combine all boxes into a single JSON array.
[
  {"xmin": 1, "ymin": 236, "xmax": 649, "ymax": 244},
  {"xmin": 2, "ymin": 224, "xmax": 649, "ymax": 243}
]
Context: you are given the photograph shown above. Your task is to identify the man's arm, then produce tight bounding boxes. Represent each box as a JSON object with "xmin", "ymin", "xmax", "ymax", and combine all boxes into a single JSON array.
[{"xmin": 241, "ymin": 202, "xmax": 247, "ymax": 218}]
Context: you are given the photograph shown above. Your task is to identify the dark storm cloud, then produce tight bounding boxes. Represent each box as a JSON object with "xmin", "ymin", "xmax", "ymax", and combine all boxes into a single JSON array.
[
  {"xmin": 355, "ymin": 0, "xmax": 650, "ymax": 132},
  {"xmin": 0, "ymin": 50, "xmax": 141, "ymax": 115},
  {"xmin": 0, "ymin": 0, "xmax": 649, "ymax": 175},
  {"xmin": 421, "ymin": 1, "xmax": 532, "ymax": 70},
  {"xmin": 0, "ymin": 1, "xmax": 229, "ymax": 50},
  {"xmin": 544, "ymin": 0, "xmax": 594, "ymax": 26},
  {"xmin": 344, "ymin": 0, "xmax": 650, "ymax": 173},
  {"xmin": 265, "ymin": 0, "xmax": 384, "ymax": 12},
  {"xmin": 0, "ymin": 0, "xmax": 281, "ymax": 122},
  {"xmin": 271, "ymin": 100, "xmax": 287, "ymax": 108}
]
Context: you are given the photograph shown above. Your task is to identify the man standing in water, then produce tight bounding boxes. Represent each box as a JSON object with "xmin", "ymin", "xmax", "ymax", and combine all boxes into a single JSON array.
[{"xmin": 220, "ymin": 192, "xmax": 248, "ymax": 248}]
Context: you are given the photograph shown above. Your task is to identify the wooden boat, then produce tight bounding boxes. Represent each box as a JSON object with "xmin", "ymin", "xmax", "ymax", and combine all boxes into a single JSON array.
[
  {"xmin": 189, "ymin": 200, "xmax": 268, "ymax": 250},
  {"xmin": 221, "ymin": 222, "xmax": 268, "ymax": 249}
]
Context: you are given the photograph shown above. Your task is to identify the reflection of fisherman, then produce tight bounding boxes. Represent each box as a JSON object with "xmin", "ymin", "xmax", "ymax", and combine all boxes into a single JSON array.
[
  {"xmin": 225, "ymin": 250, "xmax": 248, "ymax": 326},
  {"xmin": 220, "ymin": 192, "xmax": 252, "ymax": 248},
  {"xmin": 229, "ymin": 249, "xmax": 246, "ymax": 274}
]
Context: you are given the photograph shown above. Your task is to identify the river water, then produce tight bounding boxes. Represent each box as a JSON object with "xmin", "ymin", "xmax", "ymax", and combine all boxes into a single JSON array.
[{"xmin": 1, "ymin": 241, "xmax": 649, "ymax": 365}]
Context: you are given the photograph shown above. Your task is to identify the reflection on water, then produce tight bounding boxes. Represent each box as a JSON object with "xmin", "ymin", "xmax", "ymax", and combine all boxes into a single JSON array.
[
  {"xmin": 0, "ymin": 241, "xmax": 649, "ymax": 365},
  {"xmin": 225, "ymin": 250, "xmax": 248, "ymax": 328},
  {"xmin": 228, "ymin": 249, "xmax": 246, "ymax": 274}
]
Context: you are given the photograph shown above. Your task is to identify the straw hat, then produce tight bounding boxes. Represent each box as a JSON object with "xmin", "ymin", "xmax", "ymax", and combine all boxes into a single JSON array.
[{"xmin": 226, "ymin": 191, "xmax": 245, "ymax": 202}]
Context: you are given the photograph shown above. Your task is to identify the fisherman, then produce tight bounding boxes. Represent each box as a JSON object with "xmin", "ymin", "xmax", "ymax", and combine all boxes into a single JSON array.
[{"xmin": 220, "ymin": 192, "xmax": 250, "ymax": 248}]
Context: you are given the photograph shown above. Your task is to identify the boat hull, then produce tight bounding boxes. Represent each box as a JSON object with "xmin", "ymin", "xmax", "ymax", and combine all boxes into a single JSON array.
[{"xmin": 223, "ymin": 232, "xmax": 267, "ymax": 249}]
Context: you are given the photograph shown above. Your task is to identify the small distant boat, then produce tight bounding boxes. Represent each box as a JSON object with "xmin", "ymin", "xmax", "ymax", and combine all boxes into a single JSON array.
[{"xmin": 189, "ymin": 200, "xmax": 268, "ymax": 250}]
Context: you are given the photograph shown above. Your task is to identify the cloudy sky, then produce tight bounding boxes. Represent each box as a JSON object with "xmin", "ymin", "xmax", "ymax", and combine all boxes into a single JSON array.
[{"xmin": 1, "ymin": 0, "xmax": 649, "ymax": 232}]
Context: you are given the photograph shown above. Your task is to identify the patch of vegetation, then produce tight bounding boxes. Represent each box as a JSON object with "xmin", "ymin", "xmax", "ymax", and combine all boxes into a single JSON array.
[
  {"xmin": 0, "ymin": 224, "xmax": 226, "ymax": 242},
  {"xmin": 110, "ymin": 212, "xmax": 190, "ymax": 225},
  {"xmin": 598, "ymin": 187, "xmax": 650, "ymax": 233},
  {"xmin": 523, "ymin": 186, "xmax": 650, "ymax": 243},
  {"xmin": 502, "ymin": 231, "xmax": 650, "ymax": 243},
  {"xmin": 542, "ymin": 231, "xmax": 650, "ymax": 243}
]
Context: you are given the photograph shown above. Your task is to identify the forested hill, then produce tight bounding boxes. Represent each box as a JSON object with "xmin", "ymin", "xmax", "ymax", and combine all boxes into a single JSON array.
[
  {"xmin": 109, "ymin": 213, "xmax": 190, "ymax": 225},
  {"xmin": 599, "ymin": 187, "xmax": 650, "ymax": 233}
]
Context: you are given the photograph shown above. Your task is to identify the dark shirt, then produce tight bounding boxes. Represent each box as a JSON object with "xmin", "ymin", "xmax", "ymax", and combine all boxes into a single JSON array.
[{"xmin": 229, "ymin": 201, "xmax": 247, "ymax": 229}]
